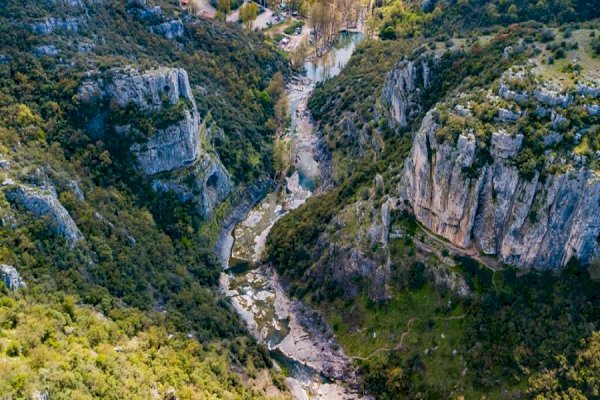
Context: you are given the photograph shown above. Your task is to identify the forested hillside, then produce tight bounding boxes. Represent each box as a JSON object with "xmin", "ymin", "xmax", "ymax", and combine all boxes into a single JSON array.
[
  {"xmin": 267, "ymin": 0, "xmax": 600, "ymax": 397},
  {"xmin": 1, "ymin": 0, "xmax": 599, "ymax": 397},
  {"xmin": 0, "ymin": 0, "xmax": 290, "ymax": 398}
]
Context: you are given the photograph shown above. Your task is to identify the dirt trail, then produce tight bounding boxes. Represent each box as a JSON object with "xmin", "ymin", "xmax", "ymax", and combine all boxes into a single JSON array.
[
  {"xmin": 349, "ymin": 314, "xmax": 467, "ymax": 361},
  {"xmin": 350, "ymin": 318, "xmax": 417, "ymax": 361}
]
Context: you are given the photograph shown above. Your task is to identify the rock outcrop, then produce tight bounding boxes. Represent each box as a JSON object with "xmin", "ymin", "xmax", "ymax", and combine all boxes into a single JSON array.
[
  {"xmin": 34, "ymin": 45, "xmax": 59, "ymax": 57},
  {"xmin": 152, "ymin": 152, "xmax": 232, "ymax": 218},
  {"xmin": 128, "ymin": 108, "xmax": 201, "ymax": 175},
  {"xmin": 103, "ymin": 67, "xmax": 195, "ymax": 110},
  {"xmin": 382, "ymin": 50, "xmax": 440, "ymax": 127},
  {"xmin": 0, "ymin": 264, "xmax": 26, "ymax": 291},
  {"xmin": 150, "ymin": 19, "xmax": 184, "ymax": 40},
  {"xmin": 6, "ymin": 185, "xmax": 84, "ymax": 246},
  {"xmin": 29, "ymin": 17, "xmax": 84, "ymax": 35},
  {"xmin": 400, "ymin": 111, "xmax": 600, "ymax": 270},
  {"xmin": 78, "ymin": 67, "xmax": 232, "ymax": 217}
]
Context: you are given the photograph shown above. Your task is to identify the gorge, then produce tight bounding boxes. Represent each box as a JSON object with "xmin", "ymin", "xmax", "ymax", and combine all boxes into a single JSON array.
[{"xmin": 0, "ymin": 0, "xmax": 599, "ymax": 399}]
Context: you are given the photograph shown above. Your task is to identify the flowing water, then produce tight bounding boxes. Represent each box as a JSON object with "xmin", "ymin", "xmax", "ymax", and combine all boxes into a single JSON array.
[{"xmin": 220, "ymin": 32, "xmax": 368, "ymax": 400}]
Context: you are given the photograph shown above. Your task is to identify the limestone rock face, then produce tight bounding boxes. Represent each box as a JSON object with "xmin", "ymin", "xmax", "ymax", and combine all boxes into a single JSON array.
[
  {"xmin": 0, "ymin": 265, "xmax": 26, "ymax": 291},
  {"xmin": 104, "ymin": 67, "xmax": 195, "ymax": 111},
  {"xmin": 6, "ymin": 185, "xmax": 84, "ymax": 246},
  {"xmin": 382, "ymin": 51, "xmax": 440, "ymax": 127},
  {"xmin": 152, "ymin": 153, "xmax": 232, "ymax": 218},
  {"xmin": 533, "ymin": 86, "xmax": 572, "ymax": 108},
  {"xmin": 150, "ymin": 19, "xmax": 184, "ymax": 40},
  {"xmin": 576, "ymin": 82, "xmax": 600, "ymax": 99},
  {"xmin": 78, "ymin": 67, "xmax": 232, "ymax": 217},
  {"xmin": 29, "ymin": 17, "xmax": 84, "ymax": 35},
  {"xmin": 105, "ymin": 68, "xmax": 201, "ymax": 176},
  {"xmin": 129, "ymin": 108, "xmax": 201, "ymax": 175},
  {"xmin": 400, "ymin": 111, "xmax": 600, "ymax": 270}
]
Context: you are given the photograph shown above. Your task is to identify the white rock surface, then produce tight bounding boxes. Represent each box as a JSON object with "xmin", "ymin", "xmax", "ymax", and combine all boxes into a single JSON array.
[
  {"xmin": 400, "ymin": 111, "xmax": 600, "ymax": 269},
  {"xmin": 383, "ymin": 51, "xmax": 440, "ymax": 127},
  {"xmin": 78, "ymin": 67, "xmax": 232, "ymax": 217},
  {"xmin": 7, "ymin": 185, "xmax": 83, "ymax": 246},
  {"xmin": 0, "ymin": 264, "xmax": 26, "ymax": 291}
]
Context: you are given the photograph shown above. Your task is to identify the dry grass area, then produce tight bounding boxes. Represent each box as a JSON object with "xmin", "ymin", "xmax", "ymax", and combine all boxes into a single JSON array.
[{"xmin": 532, "ymin": 28, "xmax": 600, "ymax": 88}]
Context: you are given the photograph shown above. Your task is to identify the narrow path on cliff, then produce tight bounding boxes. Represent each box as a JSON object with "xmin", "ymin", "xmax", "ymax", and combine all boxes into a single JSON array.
[{"xmin": 413, "ymin": 220, "xmax": 502, "ymax": 272}]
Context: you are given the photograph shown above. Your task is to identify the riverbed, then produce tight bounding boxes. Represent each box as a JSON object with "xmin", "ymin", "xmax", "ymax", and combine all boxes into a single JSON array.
[{"xmin": 219, "ymin": 32, "xmax": 368, "ymax": 400}]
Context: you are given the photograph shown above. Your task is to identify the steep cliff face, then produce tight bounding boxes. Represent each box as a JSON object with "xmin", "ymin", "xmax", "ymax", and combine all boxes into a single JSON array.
[
  {"xmin": 152, "ymin": 152, "xmax": 231, "ymax": 218},
  {"xmin": 103, "ymin": 67, "xmax": 195, "ymax": 111},
  {"xmin": 399, "ymin": 70, "xmax": 600, "ymax": 269},
  {"xmin": 382, "ymin": 50, "xmax": 440, "ymax": 127},
  {"xmin": 128, "ymin": 108, "xmax": 200, "ymax": 175},
  {"xmin": 78, "ymin": 67, "xmax": 232, "ymax": 217}
]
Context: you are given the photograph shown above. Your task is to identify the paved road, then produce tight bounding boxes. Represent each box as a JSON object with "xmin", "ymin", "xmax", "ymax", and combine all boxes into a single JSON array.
[{"xmin": 252, "ymin": 7, "xmax": 273, "ymax": 29}]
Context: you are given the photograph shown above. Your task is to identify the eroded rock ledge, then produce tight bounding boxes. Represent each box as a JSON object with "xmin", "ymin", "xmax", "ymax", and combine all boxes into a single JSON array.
[
  {"xmin": 400, "ymin": 110, "xmax": 600, "ymax": 270},
  {"xmin": 78, "ymin": 67, "xmax": 232, "ymax": 217}
]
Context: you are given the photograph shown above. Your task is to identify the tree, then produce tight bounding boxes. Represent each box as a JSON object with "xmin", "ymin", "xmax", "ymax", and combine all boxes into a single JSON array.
[
  {"xmin": 267, "ymin": 72, "xmax": 286, "ymax": 100},
  {"xmin": 240, "ymin": 2, "xmax": 259, "ymax": 28},
  {"xmin": 217, "ymin": 0, "xmax": 231, "ymax": 14},
  {"xmin": 273, "ymin": 138, "xmax": 291, "ymax": 179},
  {"xmin": 508, "ymin": 4, "xmax": 518, "ymax": 20},
  {"xmin": 274, "ymin": 96, "xmax": 288, "ymax": 130},
  {"xmin": 527, "ymin": 332, "xmax": 600, "ymax": 398},
  {"xmin": 485, "ymin": 3, "xmax": 499, "ymax": 20},
  {"xmin": 309, "ymin": 0, "xmax": 340, "ymax": 51}
]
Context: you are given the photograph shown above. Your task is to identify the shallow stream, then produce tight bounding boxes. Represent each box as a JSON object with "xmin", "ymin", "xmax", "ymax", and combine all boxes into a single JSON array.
[{"xmin": 220, "ymin": 32, "xmax": 367, "ymax": 399}]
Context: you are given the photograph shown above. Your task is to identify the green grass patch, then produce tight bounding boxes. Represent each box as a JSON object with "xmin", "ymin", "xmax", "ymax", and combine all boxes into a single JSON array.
[{"xmin": 323, "ymin": 285, "xmax": 465, "ymax": 359}]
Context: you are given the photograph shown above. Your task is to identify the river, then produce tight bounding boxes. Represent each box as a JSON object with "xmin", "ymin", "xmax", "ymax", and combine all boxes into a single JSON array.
[{"xmin": 219, "ymin": 32, "xmax": 368, "ymax": 400}]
